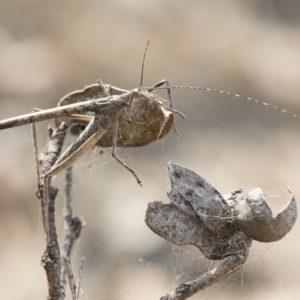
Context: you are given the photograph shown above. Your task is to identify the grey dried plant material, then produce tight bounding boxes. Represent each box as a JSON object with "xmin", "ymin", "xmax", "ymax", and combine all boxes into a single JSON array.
[
  {"xmin": 58, "ymin": 83, "xmax": 174, "ymax": 147},
  {"xmin": 145, "ymin": 161, "xmax": 297, "ymax": 300},
  {"xmin": 167, "ymin": 161, "xmax": 235, "ymax": 238},
  {"xmin": 146, "ymin": 201, "xmax": 251, "ymax": 260},
  {"xmin": 233, "ymin": 187, "xmax": 297, "ymax": 242}
]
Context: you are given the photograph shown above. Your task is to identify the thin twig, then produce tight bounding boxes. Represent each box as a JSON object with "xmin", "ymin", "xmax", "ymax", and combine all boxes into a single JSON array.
[
  {"xmin": 161, "ymin": 255, "xmax": 248, "ymax": 300},
  {"xmin": 38, "ymin": 122, "xmax": 68, "ymax": 300},
  {"xmin": 63, "ymin": 256, "xmax": 77, "ymax": 300},
  {"xmin": 41, "ymin": 185, "xmax": 64, "ymax": 300},
  {"xmin": 75, "ymin": 257, "xmax": 86, "ymax": 300},
  {"xmin": 61, "ymin": 166, "xmax": 85, "ymax": 293},
  {"xmin": 63, "ymin": 256, "xmax": 86, "ymax": 300},
  {"xmin": 31, "ymin": 121, "xmax": 41, "ymax": 185}
]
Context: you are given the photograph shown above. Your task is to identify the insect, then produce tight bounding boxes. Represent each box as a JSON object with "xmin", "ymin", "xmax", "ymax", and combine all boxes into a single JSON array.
[
  {"xmin": 0, "ymin": 42, "xmax": 300, "ymax": 190},
  {"xmin": 0, "ymin": 41, "xmax": 186, "ymax": 190},
  {"xmin": 146, "ymin": 161, "xmax": 297, "ymax": 300},
  {"xmin": 0, "ymin": 79, "xmax": 184, "ymax": 184}
]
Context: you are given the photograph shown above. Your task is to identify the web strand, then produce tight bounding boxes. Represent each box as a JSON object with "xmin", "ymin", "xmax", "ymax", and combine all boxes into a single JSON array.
[{"xmin": 142, "ymin": 86, "xmax": 300, "ymax": 120}]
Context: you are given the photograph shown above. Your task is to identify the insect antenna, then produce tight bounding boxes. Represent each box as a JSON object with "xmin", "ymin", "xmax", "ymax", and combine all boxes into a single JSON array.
[
  {"xmin": 142, "ymin": 85, "xmax": 300, "ymax": 120},
  {"xmin": 138, "ymin": 40, "xmax": 150, "ymax": 91}
]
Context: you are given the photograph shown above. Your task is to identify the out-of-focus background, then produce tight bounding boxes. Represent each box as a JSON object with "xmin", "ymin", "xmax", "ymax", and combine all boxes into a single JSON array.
[{"xmin": 0, "ymin": 1, "xmax": 300, "ymax": 299}]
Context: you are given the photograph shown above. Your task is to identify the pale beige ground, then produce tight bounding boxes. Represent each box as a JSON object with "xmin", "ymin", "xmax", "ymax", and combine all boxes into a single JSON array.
[{"xmin": 0, "ymin": 1, "xmax": 300, "ymax": 299}]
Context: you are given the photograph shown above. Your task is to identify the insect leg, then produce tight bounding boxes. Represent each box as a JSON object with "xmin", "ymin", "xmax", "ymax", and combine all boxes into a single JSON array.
[
  {"xmin": 97, "ymin": 79, "xmax": 110, "ymax": 97},
  {"xmin": 111, "ymin": 117, "xmax": 142, "ymax": 186},
  {"xmin": 147, "ymin": 79, "xmax": 172, "ymax": 107},
  {"xmin": 148, "ymin": 79, "xmax": 180, "ymax": 136},
  {"xmin": 38, "ymin": 114, "xmax": 105, "ymax": 234}
]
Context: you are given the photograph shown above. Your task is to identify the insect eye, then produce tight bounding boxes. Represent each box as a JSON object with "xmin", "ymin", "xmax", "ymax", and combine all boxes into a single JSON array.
[{"xmin": 69, "ymin": 123, "xmax": 86, "ymax": 136}]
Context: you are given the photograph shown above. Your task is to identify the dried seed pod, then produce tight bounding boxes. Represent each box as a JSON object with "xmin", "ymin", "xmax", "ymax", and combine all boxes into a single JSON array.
[
  {"xmin": 145, "ymin": 161, "xmax": 297, "ymax": 259},
  {"xmin": 145, "ymin": 201, "xmax": 250, "ymax": 260},
  {"xmin": 146, "ymin": 162, "xmax": 297, "ymax": 299},
  {"xmin": 233, "ymin": 187, "xmax": 297, "ymax": 242},
  {"xmin": 145, "ymin": 162, "xmax": 252, "ymax": 260},
  {"xmin": 58, "ymin": 83, "xmax": 174, "ymax": 147},
  {"xmin": 167, "ymin": 161, "xmax": 235, "ymax": 238}
]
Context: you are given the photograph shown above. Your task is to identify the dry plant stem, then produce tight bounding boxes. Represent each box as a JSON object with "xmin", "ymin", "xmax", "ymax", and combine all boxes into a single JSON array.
[
  {"xmin": 38, "ymin": 123, "xmax": 68, "ymax": 300},
  {"xmin": 41, "ymin": 186, "xmax": 64, "ymax": 300},
  {"xmin": 63, "ymin": 256, "xmax": 86, "ymax": 300},
  {"xmin": 76, "ymin": 257, "xmax": 86, "ymax": 300},
  {"xmin": 31, "ymin": 119, "xmax": 41, "ymax": 183},
  {"xmin": 38, "ymin": 123, "xmax": 68, "ymax": 237},
  {"xmin": 61, "ymin": 167, "xmax": 84, "ymax": 293},
  {"xmin": 161, "ymin": 254, "xmax": 248, "ymax": 300},
  {"xmin": 63, "ymin": 256, "xmax": 76, "ymax": 300}
]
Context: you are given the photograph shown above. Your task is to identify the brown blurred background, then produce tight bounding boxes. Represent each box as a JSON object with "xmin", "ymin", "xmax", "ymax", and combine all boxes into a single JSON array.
[{"xmin": 0, "ymin": 0, "xmax": 300, "ymax": 299}]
